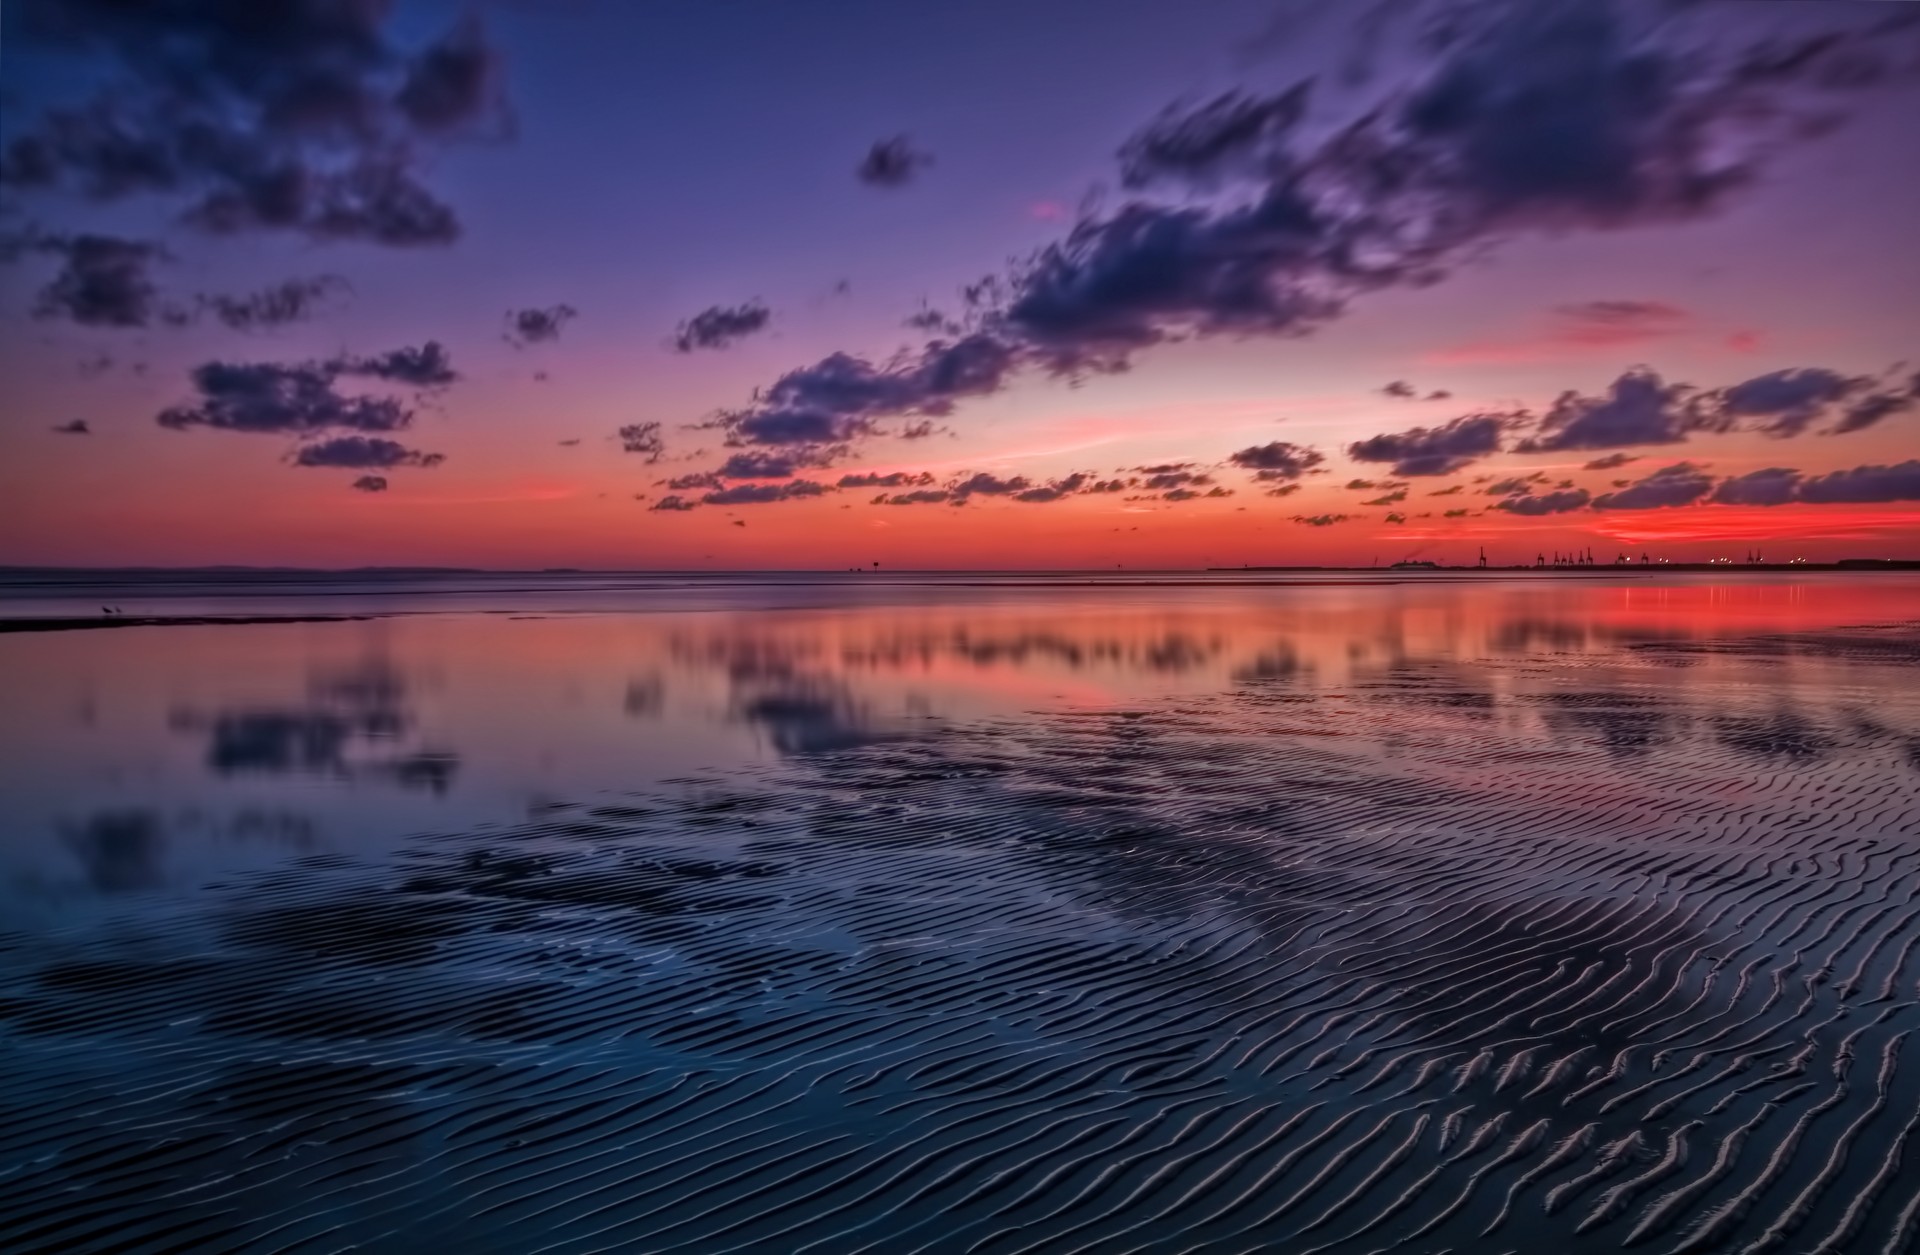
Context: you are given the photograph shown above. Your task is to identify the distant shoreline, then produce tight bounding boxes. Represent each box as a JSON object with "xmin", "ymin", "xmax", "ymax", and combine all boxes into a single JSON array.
[{"xmin": 0, "ymin": 614, "xmax": 375, "ymax": 634}]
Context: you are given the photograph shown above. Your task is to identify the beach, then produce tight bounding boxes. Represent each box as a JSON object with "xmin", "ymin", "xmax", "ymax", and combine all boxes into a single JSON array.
[{"xmin": 4, "ymin": 571, "xmax": 1920, "ymax": 1251}]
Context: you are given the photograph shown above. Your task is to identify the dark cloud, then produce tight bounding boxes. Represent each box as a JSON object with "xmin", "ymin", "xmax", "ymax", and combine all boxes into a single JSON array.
[
  {"xmin": 1428, "ymin": 483, "xmax": 1463, "ymax": 495},
  {"xmin": 1443, "ymin": 507, "xmax": 1471, "ymax": 517},
  {"xmin": 1486, "ymin": 473, "xmax": 1548, "ymax": 496},
  {"xmin": 1347, "ymin": 412, "xmax": 1511, "ymax": 476},
  {"xmin": 1292, "ymin": 513, "xmax": 1349, "ymax": 527},
  {"xmin": 1362, "ymin": 488, "xmax": 1408, "ymax": 506},
  {"xmin": 1711, "ymin": 466, "xmax": 1800, "ymax": 506},
  {"xmin": 396, "ymin": 18, "xmax": 508, "ymax": 134},
  {"xmin": 52, "ymin": 419, "xmax": 90, "ymax": 435},
  {"xmin": 674, "ymin": 302, "xmax": 771, "ymax": 353},
  {"xmin": 352, "ymin": 475, "xmax": 388, "ymax": 493},
  {"xmin": 857, "ymin": 136, "xmax": 933, "ymax": 187},
  {"xmin": 1265, "ymin": 483, "xmax": 1303, "ymax": 498},
  {"xmin": 879, "ymin": 489, "xmax": 952, "ymax": 506},
  {"xmin": 1383, "ymin": 511, "xmax": 1407, "ymax": 524},
  {"xmin": 504, "ymin": 304, "xmax": 578, "ymax": 348},
  {"xmin": 1706, "ymin": 366, "xmax": 1905, "ymax": 438},
  {"xmin": 1118, "ymin": 85, "xmax": 1312, "ymax": 188},
  {"xmin": 702, "ymin": 480, "xmax": 831, "ymax": 506},
  {"xmin": 1143, "ymin": 470, "xmax": 1214, "ymax": 490},
  {"xmin": 952, "ymin": 472, "xmax": 1031, "ymax": 498},
  {"xmin": 1796, "ymin": 460, "xmax": 1920, "ymax": 505},
  {"xmin": 1592, "ymin": 461, "xmax": 1714, "ymax": 510},
  {"xmin": 718, "ymin": 449, "xmax": 826, "ymax": 479},
  {"xmin": 716, "ymin": 334, "xmax": 1017, "ymax": 450},
  {"xmin": 1495, "ymin": 488, "xmax": 1591, "ymax": 515},
  {"xmin": 650, "ymin": 495, "xmax": 697, "ymax": 512},
  {"xmin": 838, "ymin": 471, "xmax": 935, "ymax": 489},
  {"xmin": 199, "ymin": 275, "xmax": 348, "ymax": 330},
  {"xmin": 619, "ymin": 422, "xmax": 665, "ymax": 461},
  {"xmin": 1381, "ymin": 380, "xmax": 1418, "ymax": 399},
  {"xmin": 291, "ymin": 436, "xmax": 444, "ymax": 470},
  {"xmin": 1228, "ymin": 441, "xmax": 1325, "ymax": 481},
  {"xmin": 1014, "ymin": 473, "xmax": 1093, "ymax": 503},
  {"xmin": 2, "ymin": 1, "xmax": 509, "ymax": 246},
  {"xmin": 1831, "ymin": 376, "xmax": 1920, "ymax": 435},
  {"xmin": 1583, "ymin": 451, "xmax": 1640, "ymax": 470},
  {"xmin": 17, "ymin": 233, "xmax": 171, "ymax": 327},
  {"xmin": 159, "ymin": 359, "xmax": 411, "ymax": 435},
  {"xmin": 334, "ymin": 341, "xmax": 457, "ymax": 388},
  {"xmin": 1520, "ymin": 368, "xmax": 1693, "ymax": 451},
  {"xmin": 665, "ymin": 471, "xmax": 724, "ymax": 492}
]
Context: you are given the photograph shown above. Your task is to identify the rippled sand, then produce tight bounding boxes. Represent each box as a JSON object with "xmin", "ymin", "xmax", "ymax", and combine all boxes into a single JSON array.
[{"xmin": 6, "ymin": 617, "xmax": 1920, "ymax": 1252}]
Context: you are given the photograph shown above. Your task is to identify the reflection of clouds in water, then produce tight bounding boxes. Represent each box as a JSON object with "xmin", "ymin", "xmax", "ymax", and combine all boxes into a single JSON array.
[
  {"xmin": 62, "ymin": 811, "xmax": 166, "ymax": 893},
  {"xmin": 56, "ymin": 809, "xmax": 319, "ymax": 895},
  {"xmin": 623, "ymin": 676, "xmax": 664, "ymax": 718},
  {"xmin": 732, "ymin": 681, "xmax": 890, "ymax": 755},
  {"xmin": 168, "ymin": 657, "xmax": 459, "ymax": 792}
]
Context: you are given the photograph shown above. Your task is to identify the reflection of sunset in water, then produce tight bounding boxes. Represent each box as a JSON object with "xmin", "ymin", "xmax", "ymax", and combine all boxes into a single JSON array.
[{"xmin": 5, "ymin": 573, "xmax": 1919, "ymax": 923}]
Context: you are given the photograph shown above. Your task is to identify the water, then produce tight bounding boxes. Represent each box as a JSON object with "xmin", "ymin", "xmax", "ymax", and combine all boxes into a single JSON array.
[{"xmin": 4, "ymin": 571, "xmax": 1920, "ymax": 1252}]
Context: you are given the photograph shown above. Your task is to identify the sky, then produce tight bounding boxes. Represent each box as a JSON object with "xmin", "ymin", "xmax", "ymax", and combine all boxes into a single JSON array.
[{"xmin": 1, "ymin": 0, "xmax": 1917, "ymax": 570}]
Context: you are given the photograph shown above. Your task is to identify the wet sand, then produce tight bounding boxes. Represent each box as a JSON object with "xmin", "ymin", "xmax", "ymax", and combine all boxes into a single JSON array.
[{"xmin": 4, "ymin": 612, "xmax": 1920, "ymax": 1251}]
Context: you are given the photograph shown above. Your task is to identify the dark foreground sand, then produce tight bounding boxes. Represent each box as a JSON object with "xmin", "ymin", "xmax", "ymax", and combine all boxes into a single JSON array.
[{"xmin": 4, "ymin": 623, "xmax": 1920, "ymax": 1252}]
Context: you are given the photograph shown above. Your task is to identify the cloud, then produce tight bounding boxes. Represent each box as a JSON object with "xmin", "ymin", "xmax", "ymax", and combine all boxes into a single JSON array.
[
  {"xmin": 719, "ymin": 449, "xmax": 828, "ymax": 479},
  {"xmin": 702, "ymin": 480, "xmax": 831, "ymax": 506},
  {"xmin": 651, "ymin": 495, "xmax": 697, "ymax": 512},
  {"xmin": 1583, "ymin": 451, "xmax": 1640, "ymax": 470},
  {"xmin": 838, "ymin": 471, "xmax": 935, "ymax": 489},
  {"xmin": 879, "ymin": 489, "xmax": 952, "ymax": 506},
  {"xmin": 1143, "ymin": 470, "xmax": 1214, "ymax": 490},
  {"xmin": 716, "ymin": 334, "xmax": 1017, "ymax": 450},
  {"xmin": 1229, "ymin": 441, "xmax": 1325, "ymax": 481},
  {"xmin": 674, "ymin": 302, "xmax": 772, "ymax": 353},
  {"xmin": 665, "ymin": 471, "xmax": 724, "ymax": 491},
  {"xmin": 504, "ymin": 305, "xmax": 578, "ymax": 348},
  {"xmin": 1495, "ymin": 488, "xmax": 1591, "ymax": 515},
  {"xmin": 1348, "ymin": 412, "xmax": 1511, "ymax": 476},
  {"xmin": 1591, "ymin": 461, "xmax": 1715, "ymax": 510},
  {"xmin": 1381, "ymin": 380, "xmax": 1418, "ymax": 399},
  {"xmin": 334, "ymin": 342, "xmax": 457, "ymax": 388},
  {"xmin": 2, "ymin": 2, "xmax": 509, "ymax": 246},
  {"xmin": 52, "ymin": 419, "xmax": 90, "ymax": 434},
  {"xmin": 1015, "ymin": 473, "xmax": 1094, "ymax": 503},
  {"xmin": 291, "ymin": 436, "xmax": 444, "ymax": 470},
  {"xmin": 1706, "ymin": 367, "xmax": 1894, "ymax": 438},
  {"xmin": 1362, "ymin": 488, "xmax": 1408, "ymax": 506},
  {"xmin": 352, "ymin": 475, "xmax": 388, "ymax": 493},
  {"xmin": 857, "ymin": 136, "xmax": 933, "ymax": 187},
  {"xmin": 1520, "ymin": 368, "xmax": 1693, "ymax": 451},
  {"xmin": 619, "ymin": 422, "xmax": 665, "ymax": 461},
  {"xmin": 1831, "ymin": 377, "xmax": 1920, "ymax": 435},
  {"xmin": 1711, "ymin": 466, "xmax": 1800, "ymax": 506},
  {"xmin": 1383, "ymin": 511, "xmax": 1407, "ymax": 524},
  {"xmin": 1291, "ymin": 514, "xmax": 1349, "ymax": 527},
  {"xmin": 1796, "ymin": 460, "xmax": 1920, "ymax": 505},
  {"xmin": 159, "ymin": 359, "xmax": 415, "ymax": 435},
  {"xmin": 15, "ymin": 233, "xmax": 171, "ymax": 327},
  {"xmin": 952, "ymin": 472, "xmax": 1030, "ymax": 498},
  {"xmin": 1428, "ymin": 483, "xmax": 1463, "ymax": 495},
  {"xmin": 1118, "ymin": 85, "xmax": 1312, "ymax": 188},
  {"xmin": 199, "ymin": 275, "xmax": 349, "ymax": 330}
]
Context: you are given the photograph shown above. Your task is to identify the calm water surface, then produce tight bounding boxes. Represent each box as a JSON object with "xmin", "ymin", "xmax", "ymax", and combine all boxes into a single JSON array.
[{"xmin": 3, "ymin": 571, "xmax": 1920, "ymax": 1252}]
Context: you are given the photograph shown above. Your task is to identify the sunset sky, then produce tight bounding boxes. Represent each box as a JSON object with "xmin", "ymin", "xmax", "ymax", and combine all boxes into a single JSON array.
[{"xmin": 2, "ymin": 0, "xmax": 1917, "ymax": 569}]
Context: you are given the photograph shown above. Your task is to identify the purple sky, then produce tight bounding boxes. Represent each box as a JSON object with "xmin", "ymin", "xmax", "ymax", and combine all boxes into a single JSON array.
[{"xmin": 2, "ymin": 0, "xmax": 1917, "ymax": 568}]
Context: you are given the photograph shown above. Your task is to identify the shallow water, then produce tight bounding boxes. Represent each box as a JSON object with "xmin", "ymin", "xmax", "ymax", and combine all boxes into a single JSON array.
[{"xmin": 4, "ymin": 571, "xmax": 1920, "ymax": 1252}]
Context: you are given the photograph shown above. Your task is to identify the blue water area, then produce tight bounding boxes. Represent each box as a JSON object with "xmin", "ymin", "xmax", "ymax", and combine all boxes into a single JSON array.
[{"xmin": 4, "ymin": 571, "xmax": 1920, "ymax": 1252}]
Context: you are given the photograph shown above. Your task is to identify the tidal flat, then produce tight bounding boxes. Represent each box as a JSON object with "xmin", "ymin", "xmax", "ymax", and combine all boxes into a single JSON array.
[{"xmin": 5, "ymin": 571, "xmax": 1920, "ymax": 1253}]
